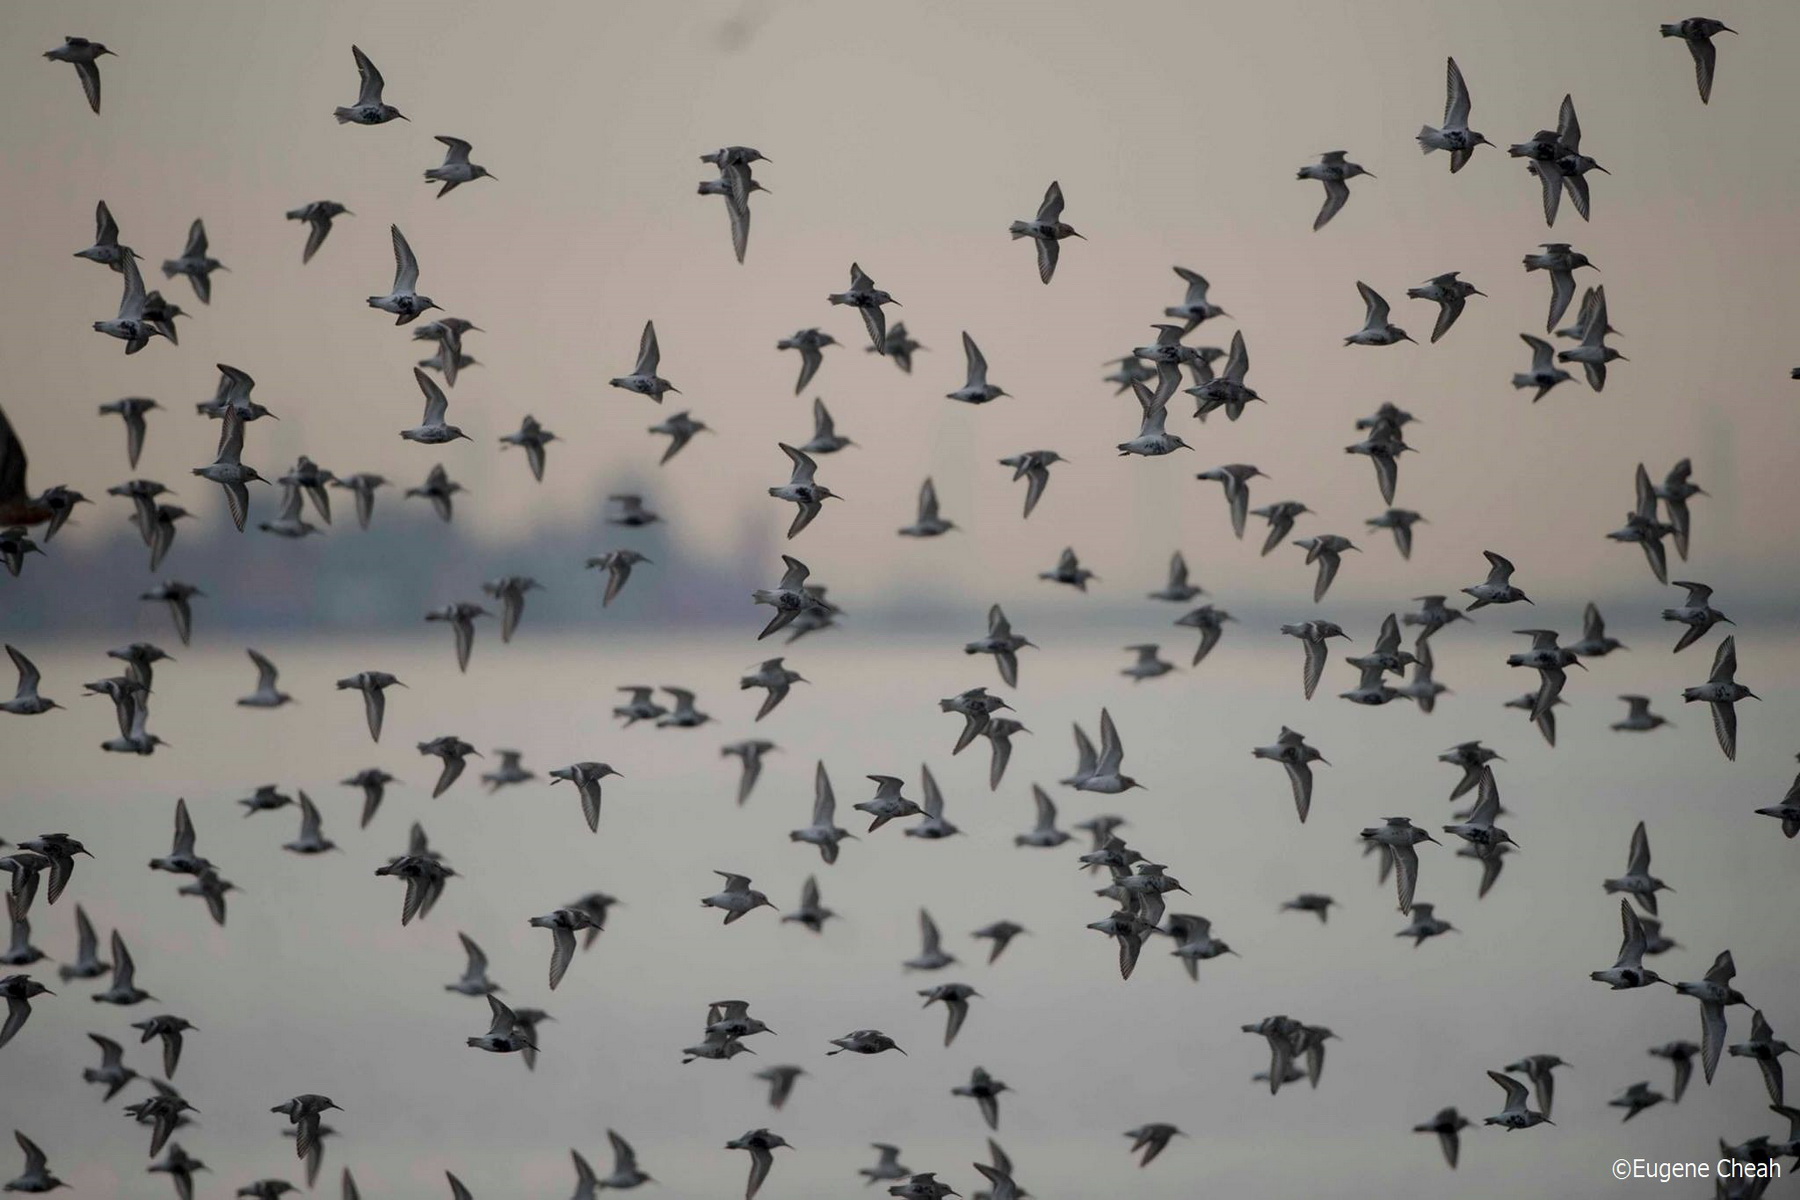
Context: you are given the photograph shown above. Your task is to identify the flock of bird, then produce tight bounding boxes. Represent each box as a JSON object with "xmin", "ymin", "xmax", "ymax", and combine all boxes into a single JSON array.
[{"xmin": 3, "ymin": 16, "xmax": 1798, "ymax": 1200}]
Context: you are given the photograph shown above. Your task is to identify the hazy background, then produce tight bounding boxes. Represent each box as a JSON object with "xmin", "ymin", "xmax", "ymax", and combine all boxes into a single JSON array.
[{"xmin": 3, "ymin": 0, "xmax": 1799, "ymax": 1197}]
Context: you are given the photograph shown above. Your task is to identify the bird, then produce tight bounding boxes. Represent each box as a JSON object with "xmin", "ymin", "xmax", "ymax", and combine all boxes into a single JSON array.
[
  {"xmin": 919, "ymin": 982, "xmax": 980, "ymax": 1047},
  {"xmin": 4, "ymin": 1131, "xmax": 64, "ymax": 1193},
  {"xmin": 285, "ymin": 201, "xmax": 351, "ymax": 264},
  {"xmin": 1612, "ymin": 695, "xmax": 1673, "ymax": 732},
  {"xmin": 1125, "ymin": 1124, "xmax": 1185, "ymax": 1168},
  {"xmin": 1281, "ymin": 894, "xmax": 1337, "ymax": 924},
  {"xmin": 1406, "ymin": 271, "xmax": 1484, "ymax": 342},
  {"xmin": 609, "ymin": 320, "xmax": 679, "ymax": 402},
  {"xmin": 1598, "ymin": 895, "xmax": 1663, "ymax": 993},
  {"xmin": 1365, "ymin": 508, "xmax": 1425, "ymax": 560},
  {"xmin": 400, "ymin": 369, "xmax": 469, "ymax": 444},
  {"xmin": 1038, "ymin": 546, "xmax": 1096, "ymax": 590},
  {"xmin": 830, "ymin": 1028, "xmax": 906, "ymax": 1056},
  {"xmin": 1293, "ymin": 534, "xmax": 1360, "ymax": 602},
  {"xmin": 424, "ymin": 136, "xmax": 494, "ymax": 197},
  {"xmin": 148, "ymin": 1143, "xmax": 208, "ymax": 1200},
  {"xmin": 971, "ymin": 920, "xmax": 1027, "ymax": 964},
  {"xmin": 1654, "ymin": 459, "xmax": 1707, "ymax": 560},
  {"xmin": 1661, "ymin": 18, "xmax": 1736, "ymax": 103},
  {"xmin": 1344, "ymin": 282, "xmax": 1414, "ymax": 346},
  {"xmin": 92, "ymin": 254, "xmax": 164, "ymax": 353},
  {"xmin": 581, "ymin": 1130, "xmax": 653, "ymax": 1192},
  {"xmin": 964, "ymin": 605, "xmax": 1034, "ymax": 689},
  {"xmin": 1, "ymin": 646, "xmax": 59, "ymax": 716},
  {"xmin": 775, "ymin": 329, "xmax": 836, "ymax": 396},
  {"xmin": 1008, "ymin": 181, "xmax": 1083, "ymax": 283},
  {"xmin": 548, "ymin": 762, "xmax": 621, "ymax": 833},
  {"xmin": 1073, "ymin": 708, "xmax": 1141, "ymax": 793},
  {"xmin": 1413, "ymin": 1107, "xmax": 1472, "ymax": 1168},
  {"xmin": 467, "ymin": 994, "xmax": 536, "ymax": 1055},
  {"xmin": 907, "ymin": 765, "xmax": 960, "ymax": 839},
  {"xmin": 1164, "ymin": 267, "xmax": 1229, "ymax": 333},
  {"xmin": 1505, "ymin": 1055, "xmax": 1571, "ymax": 1121},
  {"xmin": 1187, "ymin": 331, "xmax": 1262, "ymax": 421},
  {"xmin": 701, "ymin": 873, "xmax": 774, "ymax": 924},
  {"xmin": 1297, "ymin": 151, "xmax": 1372, "ymax": 230},
  {"xmin": 281, "ymin": 792, "xmax": 337, "ymax": 855},
  {"xmin": 334, "ymin": 671, "xmax": 404, "ymax": 742},
  {"xmin": 1280, "ymin": 620, "xmax": 1351, "ymax": 700},
  {"xmin": 1662, "ymin": 580, "xmax": 1732, "ymax": 652},
  {"xmin": 724, "ymin": 1129, "xmax": 791, "ymax": 1200},
  {"xmin": 1118, "ymin": 380, "xmax": 1192, "ymax": 456},
  {"xmin": 73, "ymin": 199, "xmax": 137, "ymax": 273},
  {"xmin": 160, "ymin": 219, "xmax": 224, "ymax": 305},
  {"xmin": 191, "ymin": 410, "xmax": 269, "ymax": 531},
  {"xmin": 722, "ymin": 740, "xmax": 777, "ymax": 807},
  {"xmin": 270, "ymin": 1095, "xmax": 341, "ymax": 1163},
  {"xmin": 903, "ymin": 909, "xmax": 956, "ymax": 970},
  {"xmin": 870, "ymin": 322, "xmax": 924, "ymax": 371},
  {"xmin": 1462, "ymin": 550, "xmax": 1531, "ymax": 608},
  {"xmin": 999, "ymin": 451, "xmax": 1064, "ymax": 519},
  {"xmin": 790, "ymin": 761, "xmax": 854, "ymax": 864},
  {"xmin": 898, "ymin": 478, "xmax": 954, "ymax": 537},
  {"xmin": 367, "ymin": 225, "xmax": 436, "ymax": 325},
  {"xmin": 1522, "ymin": 243, "xmax": 1596, "ymax": 333},
  {"xmin": 1253, "ymin": 727, "xmax": 1329, "ymax": 823},
  {"xmin": 1483, "ymin": 1070, "xmax": 1552, "ymax": 1130},
  {"xmin": 1359, "ymin": 818, "xmax": 1438, "ymax": 914},
  {"xmin": 953, "ymin": 1067, "xmax": 1009, "ymax": 1129},
  {"xmin": 860, "ymin": 1144, "xmax": 911, "ymax": 1186},
  {"xmin": 754, "ymin": 1066, "xmax": 804, "ymax": 1112},
  {"xmin": 1672, "ymin": 949, "xmax": 1750, "ymax": 1084},
  {"xmin": 236, "ymin": 649, "xmax": 292, "ymax": 708},
  {"xmin": 1649, "ymin": 1041, "xmax": 1700, "ymax": 1104},
  {"xmin": 445, "ymin": 933, "xmax": 501, "ymax": 998},
  {"xmin": 132, "ymin": 1014, "xmax": 196, "ymax": 1078},
  {"xmin": 528, "ymin": 908, "xmax": 596, "ymax": 990},
  {"xmin": 424, "ymin": 603, "xmax": 489, "ymax": 674},
  {"xmin": 1727, "ymin": 1010, "xmax": 1791, "ymax": 1105},
  {"xmin": 479, "ymin": 576, "xmax": 542, "ymax": 644},
  {"xmin": 418, "ymin": 736, "xmax": 480, "ymax": 798},
  {"xmin": 948, "ymin": 332, "xmax": 1009, "ymax": 405},
  {"xmin": 828, "ymin": 264, "xmax": 900, "ymax": 353},
  {"xmin": 1512, "ymin": 333, "xmax": 1573, "ymax": 402},
  {"xmin": 1171, "ymin": 604, "xmax": 1232, "ymax": 669},
  {"xmin": 1604, "ymin": 821, "xmax": 1676, "ymax": 916},
  {"xmin": 1557, "ymin": 285, "xmax": 1626, "ymax": 391},
  {"xmin": 1195, "ymin": 464, "xmax": 1266, "ymax": 539},
  {"xmin": 334, "ymin": 46, "xmax": 406, "ymax": 124},
  {"xmin": 1609, "ymin": 1082, "xmax": 1666, "ymax": 1122},
  {"xmin": 44, "ymin": 36, "xmax": 114, "ymax": 114},
  {"xmin": 330, "ymin": 473, "xmax": 388, "ymax": 530},
  {"xmin": 657, "ymin": 687, "xmax": 712, "ymax": 728},
  {"xmin": 1681, "ymin": 635, "xmax": 1757, "ymax": 760},
  {"xmin": 769, "ymin": 443, "xmax": 840, "ymax": 538},
  {"xmin": 981, "ymin": 718, "xmax": 1028, "ymax": 791},
  {"xmin": 1416, "ymin": 57, "xmax": 1488, "ymax": 171}
]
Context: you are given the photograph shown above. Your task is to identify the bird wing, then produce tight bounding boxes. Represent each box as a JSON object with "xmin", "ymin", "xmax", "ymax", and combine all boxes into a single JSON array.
[
  {"xmin": 1445, "ymin": 56, "xmax": 1472, "ymax": 126},
  {"xmin": 962, "ymin": 332, "xmax": 989, "ymax": 386},
  {"xmin": 919, "ymin": 909, "xmax": 943, "ymax": 954},
  {"xmin": 414, "ymin": 368, "xmax": 451, "ymax": 425},
  {"xmin": 1391, "ymin": 843, "xmax": 1419, "ymax": 914},
  {"xmin": 182, "ymin": 219, "xmax": 208, "ymax": 260},
  {"xmin": 1284, "ymin": 760, "xmax": 1313, "ymax": 823},
  {"xmin": 1314, "ymin": 179, "xmax": 1349, "ymax": 231},
  {"xmin": 0, "ymin": 403, "xmax": 29, "ymax": 509},
  {"xmin": 1035, "ymin": 237, "xmax": 1060, "ymax": 285},
  {"xmin": 1096, "ymin": 708, "xmax": 1125, "ymax": 773},
  {"xmin": 390, "ymin": 225, "xmax": 420, "ymax": 292},
  {"xmin": 1430, "ymin": 292, "xmax": 1465, "ymax": 343},
  {"xmin": 352, "ymin": 45, "xmax": 387, "ymax": 106},
  {"xmin": 1627, "ymin": 820, "xmax": 1652, "ymax": 875},
  {"xmin": 1489, "ymin": 1069, "xmax": 1530, "ymax": 1111},
  {"xmin": 1356, "ymin": 281, "xmax": 1389, "ymax": 327},
  {"xmin": 1301, "ymin": 636, "xmax": 1327, "ymax": 700},
  {"xmin": 1701, "ymin": 1002, "xmax": 1728, "ymax": 1083},
  {"xmin": 811, "ymin": 762, "xmax": 837, "ymax": 824},
  {"xmin": 119, "ymin": 253, "xmax": 149, "ymax": 319},
  {"xmin": 248, "ymin": 648, "xmax": 279, "ymax": 692},
  {"xmin": 1710, "ymin": 700, "xmax": 1738, "ymax": 761},
  {"xmin": 1687, "ymin": 35, "xmax": 1718, "ymax": 104},
  {"xmin": 436, "ymin": 135, "xmax": 473, "ymax": 164},
  {"xmin": 1709, "ymin": 635, "xmax": 1738, "ymax": 684},
  {"xmin": 548, "ymin": 924, "xmax": 576, "ymax": 989}
]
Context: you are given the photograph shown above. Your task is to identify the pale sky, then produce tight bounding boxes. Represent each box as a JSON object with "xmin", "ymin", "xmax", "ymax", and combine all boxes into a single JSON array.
[
  {"xmin": 3, "ymin": 0, "xmax": 1799, "ymax": 610},
  {"xmin": 4, "ymin": 3, "xmax": 1800, "ymax": 1198}
]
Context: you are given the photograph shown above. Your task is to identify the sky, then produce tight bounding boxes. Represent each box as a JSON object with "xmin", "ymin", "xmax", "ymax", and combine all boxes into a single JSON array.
[{"xmin": 3, "ymin": 2, "xmax": 1800, "ymax": 1198}]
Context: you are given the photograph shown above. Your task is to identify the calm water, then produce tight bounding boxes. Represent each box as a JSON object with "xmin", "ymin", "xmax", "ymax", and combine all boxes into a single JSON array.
[{"xmin": 3, "ymin": 630, "xmax": 1797, "ymax": 1198}]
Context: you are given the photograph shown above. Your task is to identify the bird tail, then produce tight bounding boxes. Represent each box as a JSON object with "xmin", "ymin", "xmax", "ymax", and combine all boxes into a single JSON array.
[
  {"xmin": 1418, "ymin": 128, "xmax": 1438, "ymax": 152},
  {"xmin": 333, "ymin": 108, "xmax": 357, "ymax": 124},
  {"xmin": 1007, "ymin": 223, "xmax": 1031, "ymax": 240},
  {"xmin": 1658, "ymin": 23, "xmax": 1680, "ymax": 36}
]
